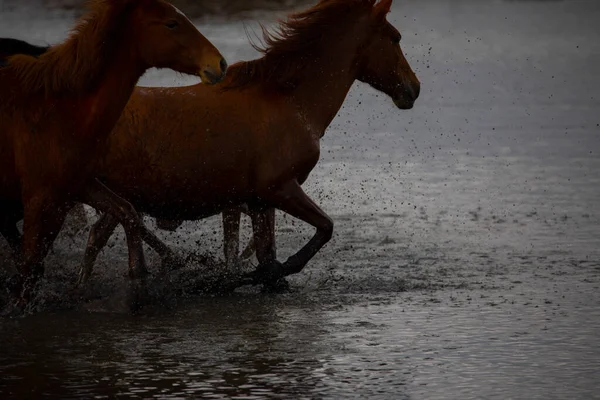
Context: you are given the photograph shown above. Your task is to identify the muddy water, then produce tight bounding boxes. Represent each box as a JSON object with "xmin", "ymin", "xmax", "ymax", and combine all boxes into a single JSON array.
[{"xmin": 1, "ymin": 0, "xmax": 600, "ymax": 398}]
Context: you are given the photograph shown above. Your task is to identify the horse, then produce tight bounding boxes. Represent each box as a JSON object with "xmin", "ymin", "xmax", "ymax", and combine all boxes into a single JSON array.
[
  {"xmin": 0, "ymin": 0, "xmax": 227, "ymax": 308},
  {"xmin": 74, "ymin": 0, "xmax": 420, "ymax": 291},
  {"xmin": 0, "ymin": 37, "xmax": 256, "ymax": 275},
  {"xmin": 0, "ymin": 38, "xmax": 253, "ymax": 271}
]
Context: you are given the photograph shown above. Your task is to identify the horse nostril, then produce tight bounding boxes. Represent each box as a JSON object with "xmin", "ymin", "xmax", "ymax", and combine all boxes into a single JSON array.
[{"xmin": 219, "ymin": 58, "xmax": 228, "ymax": 74}]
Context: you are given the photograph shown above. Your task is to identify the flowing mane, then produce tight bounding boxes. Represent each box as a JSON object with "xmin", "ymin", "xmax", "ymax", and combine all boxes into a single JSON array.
[
  {"xmin": 225, "ymin": 0, "xmax": 375, "ymax": 90},
  {"xmin": 6, "ymin": 0, "xmax": 136, "ymax": 96}
]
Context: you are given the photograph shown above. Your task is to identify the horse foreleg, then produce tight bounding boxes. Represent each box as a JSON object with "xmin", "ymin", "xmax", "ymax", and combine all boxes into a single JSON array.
[
  {"xmin": 251, "ymin": 181, "xmax": 333, "ymax": 284},
  {"xmin": 76, "ymin": 212, "xmax": 119, "ymax": 287},
  {"xmin": 18, "ymin": 193, "xmax": 69, "ymax": 304}
]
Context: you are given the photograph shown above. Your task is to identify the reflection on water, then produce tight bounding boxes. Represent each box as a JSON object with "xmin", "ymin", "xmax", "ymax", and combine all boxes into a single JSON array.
[
  {"xmin": 0, "ymin": 298, "xmax": 332, "ymax": 399},
  {"xmin": 2, "ymin": 290, "xmax": 599, "ymax": 399},
  {"xmin": 1, "ymin": 0, "xmax": 600, "ymax": 398}
]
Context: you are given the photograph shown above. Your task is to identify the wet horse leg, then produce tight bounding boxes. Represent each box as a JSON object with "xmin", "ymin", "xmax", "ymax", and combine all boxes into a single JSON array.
[
  {"xmin": 241, "ymin": 207, "xmax": 272, "ymax": 262},
  {"xmin": 77, "ymin": 210, "xmax": 184, "ymax": 286},
  {"xmin": 78, "ymin": 209, "xmax": 185, "ymax": 284},
  {"xmin": 248, "ymin": 207, "xmax": 277, "ymax": 263},
  {"xmin": 76, "ymin": 212, "xmax": 119, "ymax": 287},
  {"xmin": 17, "ymin": 192, "xmax": 69, "ymax": 304},
  {"xmin": 223, "ymin": 206, "xmax": 259, "ymax": 268},
  {"xmin": 251, "ymin": 181, "xmax": 333, "ymax": 284},
  {"xmin": 248, "ymin": 207, "xmax": 288, "ymax": 291},
  {"xmin": 79, "ymin": 179, "xmax": 148, "ymax": 309},
  {"xmin": 222, "ymin": 208, "xmax": 242, "ymax": 269},
  {"xmin": 139, "ymin": 223, "xmax": 186, "ymax": 272}
]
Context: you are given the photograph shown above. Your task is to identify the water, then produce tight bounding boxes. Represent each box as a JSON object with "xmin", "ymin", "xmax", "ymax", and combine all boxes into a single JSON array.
[{"xmin": 1, "ymin": 0, "xmax": 600, "ymax": 398}]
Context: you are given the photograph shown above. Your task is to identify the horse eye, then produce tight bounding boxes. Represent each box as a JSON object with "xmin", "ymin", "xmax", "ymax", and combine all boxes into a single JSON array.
[
  {"xmin": 392, "ymin": 36, "xmax": 401, "ymax": 44},
  {"xmin": 165, "ymin": 20, "xmax": 179, "ymax": 29}
]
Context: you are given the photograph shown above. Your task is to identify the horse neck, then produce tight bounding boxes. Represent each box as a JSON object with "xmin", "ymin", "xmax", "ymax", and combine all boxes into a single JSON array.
[
  {"xmin": 80, "ymin": 36, "xmax": 145, "ymax": 136},
  {"xmin": 288, "ymin": 28, "xmax": 364, "ymax": 135}
]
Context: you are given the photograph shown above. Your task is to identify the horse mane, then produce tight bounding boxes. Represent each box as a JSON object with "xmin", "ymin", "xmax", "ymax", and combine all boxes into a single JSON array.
[
  {"xmin": 6, "ymin": 0, "xmax": 137, "ymax": 97},
  {"xmin": 225, "ymin": 0, "xmax": 376, "ymax": 90}
]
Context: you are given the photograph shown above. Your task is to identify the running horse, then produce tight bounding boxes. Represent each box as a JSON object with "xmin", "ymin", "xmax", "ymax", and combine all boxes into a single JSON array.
[
  {"xmin": 0, "ymin": 38, "xmax": 253, "ymax": 269},
  {"xmin": 0, "ymin": 0, "xmax": 226, "ymax": 308},
  {"xmin": 74, "ymin": 0, "xmax": 420, "ymax": 290},
  {"xmin": 0, "ymin": 37, "xmax": 254, "ymax": 269}
]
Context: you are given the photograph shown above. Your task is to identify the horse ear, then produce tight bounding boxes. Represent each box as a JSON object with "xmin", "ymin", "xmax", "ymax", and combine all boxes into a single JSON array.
[{"xmin": 373, "ymin": 0, "xmax": 393, "ymax": 21}]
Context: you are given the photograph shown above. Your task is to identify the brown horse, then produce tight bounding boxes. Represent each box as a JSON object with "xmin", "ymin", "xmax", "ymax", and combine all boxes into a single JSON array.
[
  {"xmin": 75, "ymin": 0, "xmax": 420, "ymax": 290},
  {"xmin": 0, "ymin": 0, "xmax": 226, "ymax": 307},
  {"xmin": 0, "ymin": 38, "xmax": 255, "ymax": 273},
  {"xmin": 0, "ymin": 38, "xmax": 250, "ymax": 271}
]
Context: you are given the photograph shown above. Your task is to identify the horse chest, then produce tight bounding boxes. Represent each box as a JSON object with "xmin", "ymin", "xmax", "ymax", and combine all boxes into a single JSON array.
[{"xmin": 275, "ymin": 135, "xmax": 320, "ymax": 184}]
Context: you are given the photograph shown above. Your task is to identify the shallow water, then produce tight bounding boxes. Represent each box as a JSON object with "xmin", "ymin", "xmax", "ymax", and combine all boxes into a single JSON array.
[{"xmin": 1, "ymin": 0, "xmax": 600, "ymax": 398}]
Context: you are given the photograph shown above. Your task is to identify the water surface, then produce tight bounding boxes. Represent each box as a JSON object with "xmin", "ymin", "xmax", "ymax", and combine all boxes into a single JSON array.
[{"xmin": 1, "ymin": 0, "xmax": 599, "ymax": 398}]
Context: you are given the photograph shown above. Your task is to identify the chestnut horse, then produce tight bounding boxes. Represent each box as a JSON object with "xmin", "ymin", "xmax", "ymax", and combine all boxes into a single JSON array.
[
  {"xmin": 0, "ymin": 37, "xmax": 253, "ymax": 269},
  {"xmin": 0, "ymin": 0, "xmax": 226, "ymax": 307},
  {"xmin": 75, "ymin": 0, "xmax": 420, "ymax": 290}
]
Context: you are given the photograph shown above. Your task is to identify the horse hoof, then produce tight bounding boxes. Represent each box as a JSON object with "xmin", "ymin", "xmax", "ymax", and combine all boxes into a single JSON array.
[
  {"xmin": 261, "ymin": 278, "xmax": 291, "ymax": 294},
  {"xmin": 127, "ymin": 278, "xmax": 149, "ymax": 314},
  {"xmin": 253, "ymin": 260, "xmax": 285, "ymax": 284}
]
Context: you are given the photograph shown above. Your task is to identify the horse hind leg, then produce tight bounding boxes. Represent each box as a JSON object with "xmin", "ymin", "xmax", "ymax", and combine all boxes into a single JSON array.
[
  {"xmin": 80, "ymin": 179, "xmax": 149, "ymax": 311},
  {"xmin": 76, "ymin": 211, "xmax": 119, "ymax": 287},
  {"xmin": 77, "ymin": 211, "xmax": 183, "ymax": 285},
  {"xmin": 138, "ymin": 223, "xmax": 186, "ymax": 273}
]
